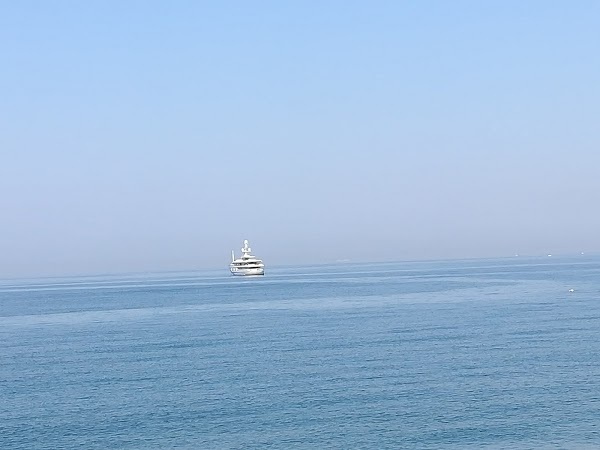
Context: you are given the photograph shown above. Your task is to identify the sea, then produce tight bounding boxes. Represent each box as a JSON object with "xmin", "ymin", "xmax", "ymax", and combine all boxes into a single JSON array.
[{"xmin": 1, "ymin": 256, "xmax": 600, "ymax": 449}]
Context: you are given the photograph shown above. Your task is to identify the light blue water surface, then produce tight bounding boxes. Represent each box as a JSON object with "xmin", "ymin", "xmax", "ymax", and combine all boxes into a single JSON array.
[{"xmin": 1, "ymin": 257, "xmax": 600, "ymax": 449}]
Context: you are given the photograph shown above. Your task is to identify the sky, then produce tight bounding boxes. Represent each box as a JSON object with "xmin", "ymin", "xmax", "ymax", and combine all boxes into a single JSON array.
[{"xmin": 1, "ymin": 1, "xmax": 599, "ymax": 277}]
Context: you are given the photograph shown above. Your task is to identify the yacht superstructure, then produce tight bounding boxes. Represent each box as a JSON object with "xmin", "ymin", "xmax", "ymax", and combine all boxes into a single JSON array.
[{"xmin": 230, "ymin": 240, "xmax": 265, "ymax": 276}]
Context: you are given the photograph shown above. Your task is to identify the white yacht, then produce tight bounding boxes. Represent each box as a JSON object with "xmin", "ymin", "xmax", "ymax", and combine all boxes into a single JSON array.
[{"xmin": 230, "ymin": 240, "xmax": 265, "ymax": 276}]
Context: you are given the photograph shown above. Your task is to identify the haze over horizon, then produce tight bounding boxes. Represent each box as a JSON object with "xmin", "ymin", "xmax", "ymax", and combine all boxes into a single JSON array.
[{"xmin": 2, "ymin": 1, "xmax": 599, "ymax": 278}]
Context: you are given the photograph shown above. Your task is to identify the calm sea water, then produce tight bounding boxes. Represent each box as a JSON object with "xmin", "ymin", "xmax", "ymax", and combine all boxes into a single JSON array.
[{"xmin": 1, "ymin": 256, "xmax": 600, "ymax": 449}]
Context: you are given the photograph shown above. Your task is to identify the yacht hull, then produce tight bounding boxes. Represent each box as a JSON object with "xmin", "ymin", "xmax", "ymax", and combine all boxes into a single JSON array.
[{"xmin": 230, "ymin": 267, "xmax": 265, "ymax": 276}]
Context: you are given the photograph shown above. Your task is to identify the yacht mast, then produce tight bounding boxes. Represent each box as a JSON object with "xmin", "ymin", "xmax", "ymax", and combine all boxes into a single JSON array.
[{"xmin": 242, "ymin": 240, "xmax": 251, "ymax": 258}]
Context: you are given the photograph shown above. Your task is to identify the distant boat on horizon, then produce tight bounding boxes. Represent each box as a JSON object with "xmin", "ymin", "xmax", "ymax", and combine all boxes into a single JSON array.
[{"xmin": 230, "ymin": 240, "xmax": 265, "ymax": 276}]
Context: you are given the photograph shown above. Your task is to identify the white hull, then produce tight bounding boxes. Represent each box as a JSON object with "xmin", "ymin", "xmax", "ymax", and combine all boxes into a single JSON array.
[{"xmin": 230, "ymin": 267, "xmax": 265, "ymax": 276}]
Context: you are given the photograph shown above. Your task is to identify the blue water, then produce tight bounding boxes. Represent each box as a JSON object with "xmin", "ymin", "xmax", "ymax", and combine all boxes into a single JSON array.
[{"xmin": 2, "ymin": 256, "xmax": 600, "ymax": 449}]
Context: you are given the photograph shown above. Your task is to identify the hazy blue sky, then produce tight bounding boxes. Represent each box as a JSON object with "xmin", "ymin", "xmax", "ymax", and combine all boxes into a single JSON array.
[{"xmin": 1, "ymin": 1, "xmax": 599, "ymax": 277}]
